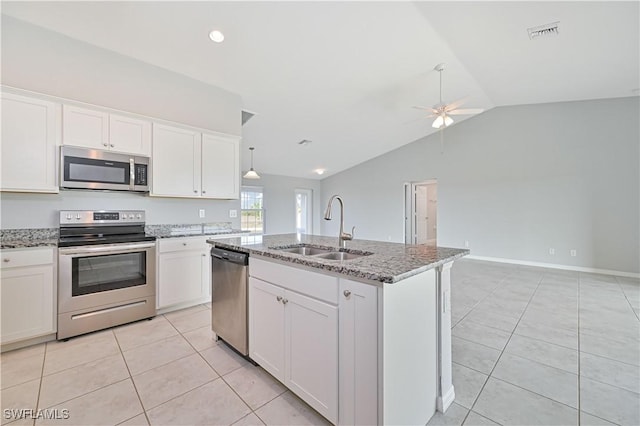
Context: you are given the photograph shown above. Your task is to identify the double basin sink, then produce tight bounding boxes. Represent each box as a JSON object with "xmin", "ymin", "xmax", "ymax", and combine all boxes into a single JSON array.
[{"xmin": 273, "ymin": 244, "xmax": 372, "ymax": 261}]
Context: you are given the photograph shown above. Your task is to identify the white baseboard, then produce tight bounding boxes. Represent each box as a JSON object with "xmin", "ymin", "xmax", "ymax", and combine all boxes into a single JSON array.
[
  {"xmin": 436, "ymin": 386, "xmax": 456, "ymax": 413},
  {"xmin": 465, "ymin": 255, "xmax": 640, "ymax": 279}
]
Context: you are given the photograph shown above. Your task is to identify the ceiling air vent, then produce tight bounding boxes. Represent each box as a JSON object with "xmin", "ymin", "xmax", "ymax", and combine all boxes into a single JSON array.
[
  {"xmin": 527, "ymin": 22, "xmax": 559, "ymax": 40},
  {"xmin": 241, "ymin": 110, "xmax": 255, "ymax": 126}
]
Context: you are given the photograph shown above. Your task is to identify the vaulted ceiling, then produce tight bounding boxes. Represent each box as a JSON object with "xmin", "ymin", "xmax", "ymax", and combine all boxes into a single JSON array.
[{"xmin": 2, "ymin": 2, "xmax": 638, "ymax": 178}]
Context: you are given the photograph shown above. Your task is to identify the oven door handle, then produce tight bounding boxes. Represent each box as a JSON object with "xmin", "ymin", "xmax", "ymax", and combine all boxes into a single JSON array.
[{"xmin": 58, "ymin": 242, "xmax": 156, "ymax": 256}]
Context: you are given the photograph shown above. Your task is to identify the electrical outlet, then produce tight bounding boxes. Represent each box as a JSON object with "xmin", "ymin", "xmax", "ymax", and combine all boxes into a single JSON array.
[
  {"xmin": 549, "ymin": 248, "xmax": 555, "ymax": 255},
  {"xmin": 199, "ymin": 209, "xmax": 205, "ymax": 218},
  {"xmin": 229, "ymin": 209, "xmax": 238, "ymax": 218},
  {"xmin": 464, "ymin": 240, "xmax": 469, "ymax": 248},
  {"xmin": 570, "ymin": 249, "xmax": 577, "ymax": 257}
]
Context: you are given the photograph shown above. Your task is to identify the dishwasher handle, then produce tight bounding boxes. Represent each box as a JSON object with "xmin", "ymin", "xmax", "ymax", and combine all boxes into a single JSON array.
[{"xmin": 211, "ymin": 247, "xmax": 249, "ymax": 266}]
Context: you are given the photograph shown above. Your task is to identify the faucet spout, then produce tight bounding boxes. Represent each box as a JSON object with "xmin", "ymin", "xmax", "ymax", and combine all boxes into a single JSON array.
[{"xmin": 324, "ymin": 195, "xmax": 353, "ymax": 248}]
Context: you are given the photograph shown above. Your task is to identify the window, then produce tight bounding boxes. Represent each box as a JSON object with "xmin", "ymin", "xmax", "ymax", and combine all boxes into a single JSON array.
[
  {"xmin": 295, "ymin": 188, "xmax": 313, "ymax": 234},
  {"xmin": 241, "ymin": 186, "xmax": 264, "ymax": 233}
]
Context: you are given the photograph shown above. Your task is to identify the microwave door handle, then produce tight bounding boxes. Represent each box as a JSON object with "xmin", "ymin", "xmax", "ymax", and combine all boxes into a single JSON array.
[{"xmin": 130, "ymin": 158, "xmax": 135, "ymax": 190}]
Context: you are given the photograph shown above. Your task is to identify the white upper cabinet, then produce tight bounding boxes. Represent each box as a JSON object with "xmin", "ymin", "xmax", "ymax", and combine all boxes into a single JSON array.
[
  {"xmin": 108, "ymin": 114, "xmax": 151, "ymax": 156},
  {"xmin": 202, "ymin": 133, "xmax": 240, "ymax": 199},
  {"xmin": 1, "ymin": 92, "xmax": 60, "ymax": 193},
  {"xmin": 152, "ymin": 123, "xmax": 240, "ymax": 199},
  {"xmin": 62, "ymin": 105, "xmax": 109, "ymax": 149},
  {"xmin": 152, "ymin": 124, "xmax": 201, "ymax": 197},
  {"xmin": 63, "ymin": 105, "xmax": 151, "ymax": 156}
]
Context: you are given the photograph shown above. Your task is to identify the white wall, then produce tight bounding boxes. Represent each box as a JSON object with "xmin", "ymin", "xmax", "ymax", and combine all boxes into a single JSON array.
[
  {"xmin": 321, "ymin": 97, "xmax": 640, "ymax": 274},
  {"xmin": 242, "ymin": 174, "xmax": 322, "ymax": 235},
  {"xmin": 1, "ymin": 15, "xmax": 241, "ymax": 136}
]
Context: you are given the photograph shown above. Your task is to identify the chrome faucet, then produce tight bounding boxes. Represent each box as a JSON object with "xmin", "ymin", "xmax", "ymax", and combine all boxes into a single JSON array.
[{"xmin": 324, "ymin": 195, "xmax": 355, "ymax": 248}]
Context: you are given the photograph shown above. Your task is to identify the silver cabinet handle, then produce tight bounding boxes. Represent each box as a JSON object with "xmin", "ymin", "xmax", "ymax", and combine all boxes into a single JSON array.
[
  {"xmin": 276, "ymin": 296, "xmax": 283, "ymax": 302},
  {"xmin": 202, "ymin": 190, "xmax": 206, "ymax": 194},
  {"xmin": 3, "ymin": 258, "xmax": 10, "ymax": 263},
  {"xmin": 182, "ymin": 243, "xmax": 187, "ymax": 246},
  {"xmin": 344, "ymin": 290, "xmax": 351, "ymax": 298},
  {"xmin": 282, "ymin": 298, "xmax": 288, "ymax": 304},
  {"xmin": 110, "ymin": 144, "xmax": 114, "ymax": 148},
  {"xmin": 194, "ymin": 190, "xmax": 198, "ymax": 193},
  {"xmin": 202, "ymin": 254, "xmax": 206, "ymax": 257},
  {"xmin": 103, "ymin": 143, "xmax": 108, "ymax": 147}
]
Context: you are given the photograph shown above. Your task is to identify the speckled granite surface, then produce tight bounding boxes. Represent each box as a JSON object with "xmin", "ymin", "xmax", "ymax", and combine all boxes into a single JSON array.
[
  {"xmin": 145, "ymin": 223, "xmax": 248, "ymax": 239},
  {"xmin": 208, "ymin": 233, "xmax": 469, "ymax": 284},
  {"xmin": 1, "ymin": 228, "xmax": 58, "ymax": 249}
]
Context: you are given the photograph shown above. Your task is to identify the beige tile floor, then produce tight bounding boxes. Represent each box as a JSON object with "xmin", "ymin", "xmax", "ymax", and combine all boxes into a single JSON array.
[
  {"xmin": 1, "ymin": 303, "xmax": 329, "ymax": 426},
  {"xmin": 429, "ymin": 259, "xmax": 640, "ymax": 426},
  {"xmin": 1, "ymin": 259, "xmax": 638, "ymax": 426}
]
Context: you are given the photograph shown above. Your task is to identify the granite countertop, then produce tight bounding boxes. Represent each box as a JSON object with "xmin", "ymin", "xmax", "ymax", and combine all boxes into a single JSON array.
[
  {"xmin": 145, "ymin": 223, "xmax": 248, "ymax": 239},
  {"xmin": 0, "ymin": 223, "xmax": 249, "ymax": 249},
  {"xmin": 0, "ymin": 228, "xmax": 59, "ymax": 249},
  {"xmin": 208, "ymin": 233, "xmax": 469, "ymax": 284}
]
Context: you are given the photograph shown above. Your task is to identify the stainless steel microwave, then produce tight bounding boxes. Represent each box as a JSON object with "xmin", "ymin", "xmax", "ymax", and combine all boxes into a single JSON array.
[{"xmin": 61, "ymin": 146, "xmax": 150, "ymax": 192}]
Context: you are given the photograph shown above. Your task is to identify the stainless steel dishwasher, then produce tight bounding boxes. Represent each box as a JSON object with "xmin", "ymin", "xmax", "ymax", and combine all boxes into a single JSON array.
[{"xmin": 211, "ymin": 247, "xmax": 249, "ymax": 355}]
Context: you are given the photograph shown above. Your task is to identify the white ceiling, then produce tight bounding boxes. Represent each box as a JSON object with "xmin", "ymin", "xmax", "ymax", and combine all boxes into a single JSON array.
[{"xmin": 2, "ymin": 1, "xmax": 638, "ymax": 179}]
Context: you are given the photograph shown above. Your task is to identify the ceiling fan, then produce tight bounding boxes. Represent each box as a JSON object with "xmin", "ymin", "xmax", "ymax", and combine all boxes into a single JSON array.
[{"xmin": 413, "ymin": 63, "xmax": 484, "ymax": 129}]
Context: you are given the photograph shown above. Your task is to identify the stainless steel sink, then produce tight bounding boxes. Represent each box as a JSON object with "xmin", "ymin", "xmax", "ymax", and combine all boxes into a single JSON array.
[
  {"xmin": 275, "ymin": 245, "xmax": 333, "ymax": 256},
  {"xmin": 314, "ymin": 251, "xmax": 367, "ymax": 261}
]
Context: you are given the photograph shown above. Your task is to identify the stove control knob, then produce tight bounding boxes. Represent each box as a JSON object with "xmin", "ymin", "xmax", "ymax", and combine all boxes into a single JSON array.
[
  {"xmin": 121, "ymin": 213, "xmax": 127, "ymax": 220},
  {"xmin": 129, "ymin": 214, "xmax": 135, "ymax": 219},
  {"xmin": 136, "ymin": 214, "xmax": 142, "ymax": 220},
  {"xmin": 76, "ymin": 214, "xmax": 81, "ymax": 220},
  {"xmin": 66, "ymin": 214, "xmax": 72, "ymax": 220}
]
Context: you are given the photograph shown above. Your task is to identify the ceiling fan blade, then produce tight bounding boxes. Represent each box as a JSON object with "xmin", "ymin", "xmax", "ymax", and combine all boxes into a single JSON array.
[
  {"xmin": 412, "ymin": 105, "xmax": 438, "ymax": 113},
  {"xmin": 448, "ymin": 108, "xmax": 484, "ymax": 115},
  {"xmin": 444, "ymin": 97, "xmax": 469, "ymax": 112}
]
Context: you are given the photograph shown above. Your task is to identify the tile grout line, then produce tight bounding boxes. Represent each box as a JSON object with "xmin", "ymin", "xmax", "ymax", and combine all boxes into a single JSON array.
[
  {"xmin": 460, "ymin": 267, "xmax": 546, "ymax": 426},
  {"xmin": 577, "ymin": 272, "xmax": 582, "ymax": 425},
  {"xmin": 615, "ymin": 276, "xmax": 640, "ymax": 322},
  {"xmin": 112, "ymin": 328, "xmax": 152, "ymax": 426}
]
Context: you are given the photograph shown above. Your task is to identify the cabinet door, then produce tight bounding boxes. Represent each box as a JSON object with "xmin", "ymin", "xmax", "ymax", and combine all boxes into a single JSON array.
[
  {"xmin": 158, "ymin": 250, "xmax": 207, "ymax": 308},
  {"xmin": 1, "ymin": 93, "xmax": 59, "ymax": 193},
  {"xmin": 109, "ymin": 114, "xmax": 151, "ymax": 156},
  {"xmin": 62, "ymin": 105, "xmax": 109, "ymax": 149},
  {"xmin": 339, "ymin": 279, "xmax": 379, "ymax": 426},
  {"xmin": 285, "ymin": 290, "xmax": 338, "ymax": 424},
  {"xmin": 151, "ymin": 124, "xmax": 201, "ymax": 197},
  {"xmin": 249, "ymin": 277, "xmax": 285, "ymax": 381},
  {"xmin": 201, "ymin": 133, "xmax": 240, "ymax": 199},
  {"xmin": 1, "ymin": 265, "xmax": 56, "ymax": 344}
]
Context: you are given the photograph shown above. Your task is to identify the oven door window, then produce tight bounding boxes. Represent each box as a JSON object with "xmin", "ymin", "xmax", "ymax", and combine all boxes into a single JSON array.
[
  {"xmin": 72, "ymin": 252, "xmax": 146, "ymax": 296},
  {"xmin": 64, "ymin": 156, "xmax": 130, "ymax": 185}
]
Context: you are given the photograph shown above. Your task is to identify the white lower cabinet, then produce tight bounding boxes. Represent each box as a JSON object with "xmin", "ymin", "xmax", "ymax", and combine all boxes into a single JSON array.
[
  {"xmin": 339, "ymin": 279, "xmax": 379, "ymax": 426},
  {"xmin": 157, "ymin": 237, "xmax": 210, "ymax": 309},
  {"xmin": 249, "ymin": 258, "xmax": 338, "ymax": 424},
  {"xmin": 0, "ymin": 248, "xmax": 57, "ymax": 345}
]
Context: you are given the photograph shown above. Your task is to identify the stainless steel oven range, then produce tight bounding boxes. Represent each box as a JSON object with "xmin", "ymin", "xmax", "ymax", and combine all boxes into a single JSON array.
[{"xmin": 57, "ymin": 210, "xmax": 156, "ymax": 340}]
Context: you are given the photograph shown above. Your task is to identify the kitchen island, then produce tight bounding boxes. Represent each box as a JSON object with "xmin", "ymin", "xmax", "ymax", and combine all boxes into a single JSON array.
[{"xmin": 208, "ymin": 233, "xmax": 468, "ymax": 426}]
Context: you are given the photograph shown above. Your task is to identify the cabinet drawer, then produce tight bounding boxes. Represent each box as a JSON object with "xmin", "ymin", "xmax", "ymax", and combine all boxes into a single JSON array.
[
  {"xmin": 158, "ymin": 237, "xmax": 209, "ymax": 253},
  {"xmin": 0, "ymin": 248, "xmax": 54, "ymax": 269},
  {"xmin": 250, "ymin": 257, "xmax": 338, "ymax": 305}
]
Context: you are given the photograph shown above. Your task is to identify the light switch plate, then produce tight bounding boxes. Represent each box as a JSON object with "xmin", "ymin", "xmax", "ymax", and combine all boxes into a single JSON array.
[{"xmin": 229, "ymin": 209, "xmax": 238, "ymax": 218}]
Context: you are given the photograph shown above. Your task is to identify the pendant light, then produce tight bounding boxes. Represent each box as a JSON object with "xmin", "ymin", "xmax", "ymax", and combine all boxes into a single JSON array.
[{"xmin": 243, "ymin": 147, "xmax": 261, "ymax": 179}]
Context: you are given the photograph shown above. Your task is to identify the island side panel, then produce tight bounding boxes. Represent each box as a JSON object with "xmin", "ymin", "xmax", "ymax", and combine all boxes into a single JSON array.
[
  {"xmin": 437, "ymin": 261, "xmax": 455, "ymax": 412},
  {"xmin": 381, "ymin": 268, "xmax": 437, "ymax": 425}
]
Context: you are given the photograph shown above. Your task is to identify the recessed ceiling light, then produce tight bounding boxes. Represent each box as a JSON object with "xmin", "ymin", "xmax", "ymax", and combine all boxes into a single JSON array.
[
  {"xmin": 314, "ymin": 169, "xmax": 325, "ymax": 175},
  {"xmin": 209, "ymin": 30, "xmax": 225, "ymax": 43}
]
